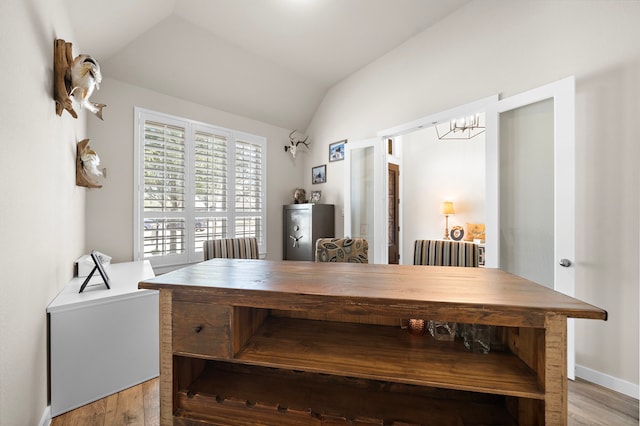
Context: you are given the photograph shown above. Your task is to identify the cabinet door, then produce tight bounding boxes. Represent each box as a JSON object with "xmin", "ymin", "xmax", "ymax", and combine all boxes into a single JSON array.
[{"xmin": 284, "ymin": 207, "xmax": 312, "ymax": 261}]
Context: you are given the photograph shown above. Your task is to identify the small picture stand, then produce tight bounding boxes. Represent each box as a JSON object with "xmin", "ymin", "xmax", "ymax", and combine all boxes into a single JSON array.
[{"xmin": 79, "ymin": 250, "xmax": 111, "ymax": 293}]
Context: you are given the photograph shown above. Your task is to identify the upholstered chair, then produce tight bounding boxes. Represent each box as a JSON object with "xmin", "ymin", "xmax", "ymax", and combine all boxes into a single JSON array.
[
  {"xmin": 315, "ymin": 237, "xmax": 368, "ymax": 263},
  {"xmin": 410, "ymin": 239, "xmax": 479, "ymax": 340},
  {"xmin": 203, "ymin": 237, "xmax": 259, "ymax": 260},
  {"xmin": 413, "ymin": 239, "xmax": 479, "ymax": 267}
]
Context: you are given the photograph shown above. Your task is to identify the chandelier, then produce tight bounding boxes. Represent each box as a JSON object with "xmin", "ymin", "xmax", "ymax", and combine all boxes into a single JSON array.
[{"xmin": 434, "ymin": 113, "xmax": 485, "ymax": 140}]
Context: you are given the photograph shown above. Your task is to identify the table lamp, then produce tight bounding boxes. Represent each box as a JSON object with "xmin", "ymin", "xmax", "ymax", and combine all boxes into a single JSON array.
[{"xmin": 441, "ymin": 201, "xmax": 455, "ymax": 240}]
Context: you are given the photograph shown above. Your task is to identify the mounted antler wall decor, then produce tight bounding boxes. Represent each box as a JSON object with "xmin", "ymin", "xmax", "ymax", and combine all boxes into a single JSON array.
[
  {"xmin": 284, "ymin": 130, "xmax": 310, "ymax": 159},
  {"xmin": 54, "ymin": 39, "xmax": 106, "ymax": 120}
]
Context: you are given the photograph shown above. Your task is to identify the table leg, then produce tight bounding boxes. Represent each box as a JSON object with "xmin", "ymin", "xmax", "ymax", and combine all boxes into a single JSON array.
[
  {"xmin": 544, "ymin": 314, "xmax": 568, "ymax": 425},
  {"xmin": 159, "ymin": 290, "xmax": 173, "ymax": 425}
]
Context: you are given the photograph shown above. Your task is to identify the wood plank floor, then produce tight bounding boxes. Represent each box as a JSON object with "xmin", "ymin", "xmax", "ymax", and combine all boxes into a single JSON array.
[
  {"xmin": 568, "ymin": 378, "xmax": 638, "ymax": 426},
  {"xmin": 51, "ymin": 377, "xmax": 637, "ymax": 425},
  {"xmin": 51, "ymin": 379, "xmax": 158, "ymax": 426}
]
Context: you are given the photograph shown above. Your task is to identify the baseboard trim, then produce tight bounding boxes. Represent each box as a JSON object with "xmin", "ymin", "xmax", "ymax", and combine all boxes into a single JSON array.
[
  {"xmin": 39, "ymin": 405, "xmax": 51, "ymax": 426},
  {"xmin": 576, "ymin": 364, "xmax": 639, "ymax": 399}
]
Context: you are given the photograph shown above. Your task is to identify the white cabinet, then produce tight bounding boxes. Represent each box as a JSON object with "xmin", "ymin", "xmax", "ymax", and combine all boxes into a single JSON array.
[{"xmin": 47, "ymin": 261, "xmax": 158, "ymax": 416}]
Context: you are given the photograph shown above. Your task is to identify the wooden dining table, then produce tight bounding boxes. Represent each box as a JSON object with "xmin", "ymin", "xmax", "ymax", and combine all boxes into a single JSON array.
[{"xmin": 139, "ymin": 259, "xmax": 607, "ymax": 425}]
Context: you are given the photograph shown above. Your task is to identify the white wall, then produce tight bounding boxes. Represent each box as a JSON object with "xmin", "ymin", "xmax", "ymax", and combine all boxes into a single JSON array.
[
  {"xmin": 304, "ymin": 0, "xmax": 639, "ymax": 394},
  {"xmin": 85, "ymin": 78, "xmax": 303, "ymax": 263},
  {"xmin": 402, "ymin": 128, "xmax": 486, "ymax": 264},
  {"xmin": 0, "ymin": 1, "xmax": 86, "ymax": 424}
]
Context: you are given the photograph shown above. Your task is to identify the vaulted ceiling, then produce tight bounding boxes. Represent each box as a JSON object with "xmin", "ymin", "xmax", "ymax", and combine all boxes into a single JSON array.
[{"xmin": 63, "ymin": 0, "xmax": 470, "ymax": 130}]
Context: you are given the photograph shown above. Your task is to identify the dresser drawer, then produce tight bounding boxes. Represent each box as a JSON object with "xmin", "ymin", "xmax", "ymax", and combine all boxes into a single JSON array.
[{"xmin": 172, "ymin": 301, "xmax": 232, "ymax": 359}]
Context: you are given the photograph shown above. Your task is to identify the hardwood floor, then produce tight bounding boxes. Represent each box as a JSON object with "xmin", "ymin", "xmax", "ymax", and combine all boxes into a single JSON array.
[
  {"xmin": 51, "ymin": 377, "xmax": 637, "ymax": 425},
  {"xmin": 568, "ymin": 378, "xmax": 638, "ymax": 426},
  {"xmin": 51, "ymin": 379, "xmax": 158, "ymax": 426}
]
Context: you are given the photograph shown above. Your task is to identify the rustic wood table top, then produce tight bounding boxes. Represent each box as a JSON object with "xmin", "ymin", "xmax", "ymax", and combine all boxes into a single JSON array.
[{"xmin": 139, "ymin": 259, "xmax": 606, "ymax": 321}]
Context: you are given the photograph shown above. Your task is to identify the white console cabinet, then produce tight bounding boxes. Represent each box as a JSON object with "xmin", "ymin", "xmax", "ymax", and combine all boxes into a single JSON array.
[{"xmin": 47, "ymin": 260, "xmax": 158, "ymax": 416}]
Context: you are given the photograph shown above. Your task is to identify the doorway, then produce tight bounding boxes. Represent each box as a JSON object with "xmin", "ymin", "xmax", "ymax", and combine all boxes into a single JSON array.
[
  {"xmin": 344, "ymin": 138, "xmax": 383, "ymax": 262},
  {"xmin": 375, "ymin": 95, "xmax": 497, "ymax": 264},
  {"xmin": 361, "ymin": 77, "xmax": 576, "ymax": 377},
  {"xmin": 388, "ymin": 162, "xmax": 400, "ymax": 264}
]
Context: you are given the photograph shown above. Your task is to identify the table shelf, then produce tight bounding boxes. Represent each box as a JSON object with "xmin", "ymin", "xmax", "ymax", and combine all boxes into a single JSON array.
[
  {"xmin": 176, "ymin": 361, "xmax": 518, "ymax": 426},
  {"xmin": 235, "ymin": 316, "xmax": 543, "ymax": 400}
]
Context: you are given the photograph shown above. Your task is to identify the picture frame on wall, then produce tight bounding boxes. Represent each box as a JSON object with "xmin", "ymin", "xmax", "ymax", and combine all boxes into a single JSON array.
[
  {"xmin": 329, "ymin": 139, "xmax": 347, "ymax": 162},
  {"xmin": 312, "ymin": 164, "xmax": 326, "ymax": 184}
]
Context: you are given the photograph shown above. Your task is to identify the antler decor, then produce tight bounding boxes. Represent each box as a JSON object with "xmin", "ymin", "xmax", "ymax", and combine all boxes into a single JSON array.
[{"xmin": 284, "ymin": 130, "xmax": 310, "ymax": 159}]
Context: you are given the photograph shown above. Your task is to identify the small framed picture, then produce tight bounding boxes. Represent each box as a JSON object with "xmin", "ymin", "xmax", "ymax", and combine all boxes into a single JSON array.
[
  {"xmin": 79, "ymin": 250, "xmax": 111, "ymax": 293},
  {"xmin": 329, "ymin": 139, "xmax": 347, "ymax": 162},
  {"xmin": 310, "ymin": 190, "xmax": 322, "ymax": 204},
  {"xmin": 312, "ymin": 164, "xmax": 326, "ymax": 184}
]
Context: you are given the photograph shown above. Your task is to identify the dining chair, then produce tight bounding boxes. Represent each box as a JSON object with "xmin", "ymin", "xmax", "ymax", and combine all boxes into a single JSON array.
[
  {"xmin": 413, "ymin": 239, "xmax": 479, "ymax": 267},
  {"xmin": 203, "ymin": 237, "xmax": 259, "ymax": 260},
  {"xmin": 315, "ymin": 237, "xmax": 368, "ymax": 263},
  {"xmin": 410, "ymin": 239, "xmax": 479, "ymax": 340}
]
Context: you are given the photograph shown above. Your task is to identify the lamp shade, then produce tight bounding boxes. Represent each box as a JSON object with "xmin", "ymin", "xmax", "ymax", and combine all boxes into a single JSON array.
[{"xmin": 441, "ymin": 201, "xmax": 455, "ymax": 215}]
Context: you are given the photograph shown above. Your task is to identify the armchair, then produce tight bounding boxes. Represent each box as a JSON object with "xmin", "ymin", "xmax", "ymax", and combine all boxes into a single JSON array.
[{"xmin": 315, "ymin": 237, "xmax": 368, "ymax": 263}]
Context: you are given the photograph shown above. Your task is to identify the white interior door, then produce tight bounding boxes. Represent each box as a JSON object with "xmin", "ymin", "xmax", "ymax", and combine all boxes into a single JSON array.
[
  {"xmin": 485, "ymin": 76, "xmax": 576, "ymax": 378},
  {"xmin": 344, "ymin": 138, "xmax": 386, "ymax": 263}
]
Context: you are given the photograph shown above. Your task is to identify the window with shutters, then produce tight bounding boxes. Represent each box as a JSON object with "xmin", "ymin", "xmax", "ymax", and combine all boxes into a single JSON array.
[{"xmin": 134, "ymin": 108, "xmax": 266, "ymax": 268}]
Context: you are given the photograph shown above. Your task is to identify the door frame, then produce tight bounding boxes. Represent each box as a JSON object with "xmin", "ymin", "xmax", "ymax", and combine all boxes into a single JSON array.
[
  {"xmin": 349, "ymin": 78, "xmax": 576, "ymax": 376},
  {"xmin": 347, "ymin": 78, "xmax": 575, "ymax": 281},
  {"xmin": 377, "ymin": 95, "xmax": 498, "ymax": 264},
  {"xmin": 388, "ymin": 161, "xmax": 400, "ymax": 264},
  {"xmin": 485, "ymin": 76, "xmax": 575, "ymax": 281},
  {"xmin": 344, "ymin": 138, "xmax": 385, "ymax": 263},
  {"xmin": 485, "ymin": 76, "xmax": 576, "ymax": 377}
]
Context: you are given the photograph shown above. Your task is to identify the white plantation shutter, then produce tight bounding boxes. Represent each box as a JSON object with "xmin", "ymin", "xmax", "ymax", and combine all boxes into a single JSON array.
[
  {"xmin": 234, "ymin": 138, "xmax": 264, "ymax": 244},
  {"xmin": 143, "ymin": 121, "xmax": 185, "ymax": 212},
  {"xmin": 134, "ymin": 108, "xmax": 266, "ymax": 268},
  {"xmin": 194, "ymin": 130, "xmax": 228, "ymax": 213},
  {"xmin": 142, "ymin": 121, "xmax": 186, "ymax": 259},
  {"xmin": 193, "ymin": 127, "xmax": 230, "ymax": 253}
]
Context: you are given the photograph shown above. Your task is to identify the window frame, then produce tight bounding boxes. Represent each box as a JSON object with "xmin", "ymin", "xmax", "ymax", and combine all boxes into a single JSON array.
[{"xmin": 134, "ymin": 107, "xmax": 267, "ymax": 269}]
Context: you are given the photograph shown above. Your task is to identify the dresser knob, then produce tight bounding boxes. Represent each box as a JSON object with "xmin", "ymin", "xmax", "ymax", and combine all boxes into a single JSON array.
[{"xmin": 193, "ymin": 325, "xmax": 203, "ymax": 333}]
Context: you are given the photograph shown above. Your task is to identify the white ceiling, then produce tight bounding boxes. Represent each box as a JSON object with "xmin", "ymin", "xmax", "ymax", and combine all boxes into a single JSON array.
[{"xmin": 63, "ymin": 0, "xmax": 470, "ymax": 130}]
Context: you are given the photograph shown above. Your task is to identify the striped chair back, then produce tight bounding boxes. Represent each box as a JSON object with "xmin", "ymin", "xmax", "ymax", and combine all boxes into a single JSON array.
[
  {"xmin": 413, "ymin": 240, "xmax": 478, "ymax": 267},
  {"xmin": 315, "ymin": 238, "xmax": 368, "ymax": 263},
  {"xmin": 203, "ymin": 238, "xmax": 259, "ymax": 260}
]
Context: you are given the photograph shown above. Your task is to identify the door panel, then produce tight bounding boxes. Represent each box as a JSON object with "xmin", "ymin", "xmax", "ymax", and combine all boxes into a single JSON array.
[
  {"xmin": 499, "ymin": 98, "xmax": 554, "ymax": 288},
  {"xmin": 486, "ymin": 76, "xmax": 576, "ymax": 378},
  {"xmin": 345, "ymin": 140, "xmax": 376, "ymax": 262},
  {"xmin": 345, "ymin": 138, "xmax": 387, "ymax": 264}
]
